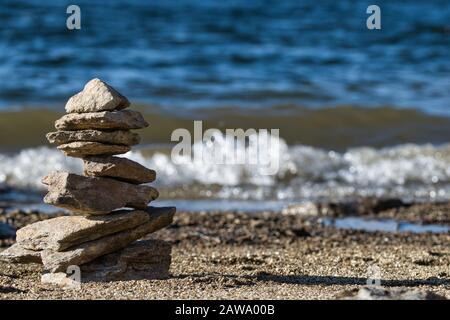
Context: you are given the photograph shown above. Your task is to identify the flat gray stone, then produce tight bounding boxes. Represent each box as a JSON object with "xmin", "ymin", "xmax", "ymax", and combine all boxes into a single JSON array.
[
  {"xmin": 83, "ymin": 156, "xmax": 156, "ymax": 184},
  {"xmin": 55, "ymin": 110, "xmax": 148, "ymax": 131},
  {"xmin": 0, "ymin": 243, "xmax": 42, "ymax": 264},
  {"xmin": 41, "ymin": 207, "xmax": 175, "ymax": 272},
  {"xmin": 41, "ymin": 272, "xmax": 81, "ymax": 289},
  {"xmin": 65, "ymin": 78, "xmax": 130, "ymax": 113},
  {"xmin": 57, "ymin": 141, "xmax": 131, "ymax": 158},
  {"xmin": 42, "ymin": 171, "xmax": 158, "ymax": 214},
  {"xmin": 16, "ymin": 210, "xmax": 150, "ymax": 251},
  {"xmin": 46, "ymin": 130, "xmax": 140, "ymax": 146}
]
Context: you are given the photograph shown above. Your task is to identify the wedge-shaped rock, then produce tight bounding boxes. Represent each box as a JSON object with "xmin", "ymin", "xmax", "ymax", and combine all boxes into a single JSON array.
[
  {"xmin": 42, "ymin": 171, "xmax": 158, "ymax": 214},
  {"xmin": 55, "ymin": 110, "xmax": 148, "ymax": 131},
  {"xmin": 46, "ymin": 130, "xmax": 140, "ymax": 146},
  {"xmin": 0, "ymin": 243, "xmax": 42, "ymax": 264},
  {"xmin": 80, "ymin": 240, "xmax": 171, "ymax": 281},
  {"xmin": 65, "ymin": 78, "xmax": 130, "ymax": 113},
  {"xmin": 83, "ymin": 156, "xmax": 156, "ymax": 184},
  {"xmin": 16, "ymin": 210, "xmax": 150, "ymax": 251},
  {"xmin": 41, "ymin": 240, "xmax": 171, "ymax": 285},
  {"xmin": 57, "ymin": 141, "xmax": 130, "ymax": 157},
  {"xmin": 41, "ymin": 207, "xmax": 176, "ymax": 272}
]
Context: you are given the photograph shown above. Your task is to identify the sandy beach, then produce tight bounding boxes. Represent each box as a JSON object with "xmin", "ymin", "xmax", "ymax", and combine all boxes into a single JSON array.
[
  {"xmin": 1, "ymin": 0, "xmax": 449, "ymax": 306},
  {"xmin": 1, "ymin": 199, "xmax": 449, "ymax": 300}
]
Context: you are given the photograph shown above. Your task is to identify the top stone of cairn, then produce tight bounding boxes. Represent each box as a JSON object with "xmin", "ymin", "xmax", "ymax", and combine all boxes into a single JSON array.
[{"xmin": 65, "ymin": 78, "xmax": 130, "ymax": 113}]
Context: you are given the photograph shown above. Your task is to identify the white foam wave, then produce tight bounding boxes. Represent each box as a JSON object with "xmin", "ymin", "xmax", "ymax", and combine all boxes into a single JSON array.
[
  {"xmin": 123, "ymin": 131, "xmax": 293, "ymax": 187},
  {"xmin": 0, "ymin": 147, "xmax": 82, "ymax": 189},
  {"xmin": 1, "ymin": 140, "xmax": 450, "ymax": 202}
]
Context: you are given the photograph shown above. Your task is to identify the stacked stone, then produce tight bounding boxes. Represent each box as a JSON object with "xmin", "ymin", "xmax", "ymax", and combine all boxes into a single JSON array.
[{"xmin": 0, "ymin": 79, "xmax": 175, "ymax": 283}]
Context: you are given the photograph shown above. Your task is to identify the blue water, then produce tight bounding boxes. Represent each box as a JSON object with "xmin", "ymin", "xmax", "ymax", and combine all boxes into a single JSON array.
[
  {"xmin": 323, "ymin": 217, "xmax": 450, "ymax": 234},
  {"xmin": 0, "ymin": 0, "xmax": 449, "ymax": 114}
]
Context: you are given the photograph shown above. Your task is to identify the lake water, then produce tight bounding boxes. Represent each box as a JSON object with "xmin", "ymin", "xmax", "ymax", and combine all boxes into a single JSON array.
[
  {"xmin": 323, "ymin": 217, "xmax": 450, "ymax": 234},
  {"xmin": 0, "ymin": 0, "xmax": 449, "ymax": 204},
  {"xmin": 0, "ymin": 0, "xmax": 448, "ymax": 114}
]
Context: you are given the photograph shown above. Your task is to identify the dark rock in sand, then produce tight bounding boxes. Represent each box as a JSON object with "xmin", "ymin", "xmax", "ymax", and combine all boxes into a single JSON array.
[
  {"xmin": 57, "ymin": 141, "xmax": 131, "ymax": 158},
  {"xmin": 55, "ymin": 110, "xmax": 148, "ymax": 131},
  {"xmin": 83, "ymin": 156, "xmax": 156, "ymax": 184},
  {"xmin": 40, "ymin": 207, "xmax": 175, "ymax": 272},
  {"xmin": 46, "ymin": 130, "xmax": 140, "ymax": 146},
  {"xmin": 319, "ymin": 197, "xmax": 412, "ymax": 217},
  {"xmin": 42, "ymin": 171, "xmax": 158, "ymax": 214}
]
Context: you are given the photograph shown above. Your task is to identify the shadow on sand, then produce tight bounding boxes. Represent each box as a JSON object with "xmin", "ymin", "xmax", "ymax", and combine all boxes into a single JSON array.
[{"xmin": 175, "ymin": 272, "xmax": 450, "ymax": 287}]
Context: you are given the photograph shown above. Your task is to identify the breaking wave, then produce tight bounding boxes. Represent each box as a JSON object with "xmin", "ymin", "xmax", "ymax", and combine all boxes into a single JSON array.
[
  {"xmin": 1, "ymin": 106, "xmax": 450, "ymax": 151},
  {"xmin": 1, "ymin": 138, "xmax": 450, "ymax": 203}
]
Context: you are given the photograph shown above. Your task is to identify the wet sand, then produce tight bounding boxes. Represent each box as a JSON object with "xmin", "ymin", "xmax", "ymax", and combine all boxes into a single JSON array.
[{"xmin": 1, "ymin": 200, "xmax": 449, "ymax": 299}]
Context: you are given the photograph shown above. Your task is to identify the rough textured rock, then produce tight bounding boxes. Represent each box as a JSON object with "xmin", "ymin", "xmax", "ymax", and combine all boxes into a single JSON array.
[
  {"xmin": 41, "ymin": 207, "xmax": 175, "ymax": 272},
  {"xmin": 40, "ymin": 241, "xmax": 170, "ymax": 285},
  {"xmin": 16, "ymin": 210, "xmax": 150, "ymax": 251},
  {"xmin": 83, "ymin": 156, "xmax": 156, "ymax": 184},
  {"xmin": 81, "ymin": 240, "xmax": 171, "ymax": 281},
  {"xmin": 55, "ymin": 110, "xmax": 148, "ymax": 131},
  {"xmin": 57, "ymin": 141, "xmax": 131, "ymax": 157},
  {"xmin": 42, "ymin": 171, "xmax": 158, "ymax": 214},
  {"xmin": 46, "ymin": 130, "xmax": 140, "ymax": 146},
  {"xmin": 0, "ymin": 243, "xmax": 42, "ymax": 264},
  {"xmin": 65, "ymin": 78, "xmax": 130, "ymax": 113}
]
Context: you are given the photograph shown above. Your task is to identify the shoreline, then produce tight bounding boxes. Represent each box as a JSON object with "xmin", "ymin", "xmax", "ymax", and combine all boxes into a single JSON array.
[
  {"xmin": 2, "ymin": 105, "xmax": 450, "ymax": 151},
  {"xmin": 1, "ymin": 199, "xmax": 449, "ymax": 299}
]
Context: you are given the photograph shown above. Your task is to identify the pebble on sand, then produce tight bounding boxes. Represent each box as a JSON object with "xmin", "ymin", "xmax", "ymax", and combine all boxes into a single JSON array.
[{"xmin": 65, "ymin": 78, "xmax": 130, "ymax": 114}]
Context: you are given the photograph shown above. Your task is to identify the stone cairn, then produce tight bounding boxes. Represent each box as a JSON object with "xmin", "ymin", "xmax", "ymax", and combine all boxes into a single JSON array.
[{"xmin": 0, "ymin": 78, "xmax": 175, "ymax": 285}]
